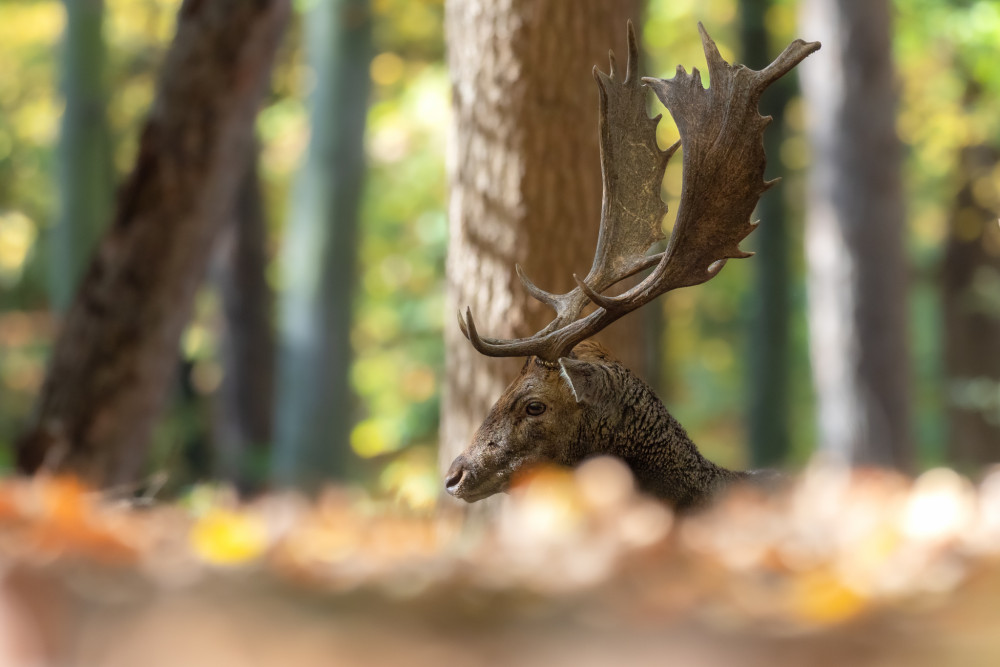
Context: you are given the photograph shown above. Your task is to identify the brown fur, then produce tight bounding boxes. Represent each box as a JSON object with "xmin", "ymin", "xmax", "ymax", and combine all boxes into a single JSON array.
[{"xmin": 445, "ymin": 341, "xmax": 748, "ymax": 508}]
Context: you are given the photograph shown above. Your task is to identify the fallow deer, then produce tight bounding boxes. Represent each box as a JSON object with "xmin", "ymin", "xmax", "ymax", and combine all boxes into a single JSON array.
[{"xmin": 445, "ymin": 23, "xmax": 820, "ymax": 509}]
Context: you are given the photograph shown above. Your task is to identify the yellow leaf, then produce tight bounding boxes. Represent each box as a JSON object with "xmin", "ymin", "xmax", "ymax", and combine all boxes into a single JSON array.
[
  {"xmin": 790, "ymin": 569, "xmax": 867, "ymax": 625},
  {"xmin": 190, "ymin": 509, "xmax": 268, "ymax": 566}
]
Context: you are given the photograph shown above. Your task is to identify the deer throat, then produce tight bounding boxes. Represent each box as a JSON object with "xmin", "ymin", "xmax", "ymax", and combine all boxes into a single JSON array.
[{"xmin": 600, "ymin": 370, "xmax": 741, "ymax": 509}]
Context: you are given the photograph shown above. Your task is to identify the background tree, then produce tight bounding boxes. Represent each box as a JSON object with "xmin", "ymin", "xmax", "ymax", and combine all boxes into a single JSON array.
[
  {"xmin": 798, "ymin": 0, "xmax": 912, "ymax": 468},
  {"xmin": 441, "ymin": 0, "xmax": 645, "ymax": 491},
  {"xmin": 740, "ymin": 0, "xmax": 793, "ymax": 467},
  {"xmin": 272, "ymin": 0, "xmax": 374, "ymax": 490},
  {"xmin": 213, "ymin": 144, "xmax": 275, "ymax": 489},
  {"xmin": 943, "ymin": 143, "xmax": 1000, "ymax": 466},
  {"xmin": 52, "ymin": 0, "xmax": 113, "ymax": 312},
  {"xmin": 16, "ymin": 0, "xmax": 290, "ymax": 487}
]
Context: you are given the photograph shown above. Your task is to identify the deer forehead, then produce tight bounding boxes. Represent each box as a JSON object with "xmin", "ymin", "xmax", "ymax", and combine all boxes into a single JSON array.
[{"xmin": 496, "ymin": 369, "xmax": 576, "ymax": 406}]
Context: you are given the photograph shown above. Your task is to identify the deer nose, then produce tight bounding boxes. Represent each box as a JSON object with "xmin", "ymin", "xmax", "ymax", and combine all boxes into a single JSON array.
[{"xmin": 444, "ymin": 456, "xmax": 468, "ymax": 495}]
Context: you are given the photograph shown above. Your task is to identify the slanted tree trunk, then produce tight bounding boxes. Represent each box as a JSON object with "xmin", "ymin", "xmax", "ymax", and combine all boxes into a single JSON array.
[
  {"xmin": 441, "ymin": 0, "xmax": 644, "ymax": 490},
  {"xmin": 52, "ymin": 0, "xmax": 113, "ymax": 312},
  {"xmin": 943, "ymin": 144, "xmax": 1000, "ymax": 467},
  {"xmin": 741, "ymin": 0, "xmax": 792, "ymax": 467},
  {"xmin": 16, "ymin": 0, "xmax": 290, "ymax": 487},
  {"xmin": 799, "ymin": 0, "xmax": 912, "ymax": 468},
  {"xmin": 213, "ymin": 145, "xmax": 275, "ymax": 490},
  {"xmin": 271, "ymin": 0, "xmax": 373, "ymax": 490}
]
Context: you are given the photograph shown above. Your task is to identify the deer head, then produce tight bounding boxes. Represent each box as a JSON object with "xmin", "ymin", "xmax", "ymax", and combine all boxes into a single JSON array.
[{"xmin": 445, "ymin": 23, "xmax": 819, "ymax": 503}]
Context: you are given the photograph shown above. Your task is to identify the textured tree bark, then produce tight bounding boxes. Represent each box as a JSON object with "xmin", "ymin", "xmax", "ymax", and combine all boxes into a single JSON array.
[
  {"xmin": 16, "ymin": 0, "xmax": 290, "ymax": 487},
  {"xmin": 799, "ymin": 0, "xmax": 913, "ymax": 468},
  {"xmin": 52, "ymin": 0, "xmax": 113, "ymax": 311},
  {"xmin": 741, "ymin": 0, "xmax": 792, "ymax": 467},
  {"xmin": 213, "ymin": 145, "xmax": 275, "ymax": 489},
  {"xmin": 272, "ymin": 0, "xmax": 373, "ymax": 490},
  {"xmin": 943, "ymin": 145, "xmax": 1000, "ymax": 467},
  {"xmin": 441, "ymin": 0, "xmax": 645, "ymax": 492}
]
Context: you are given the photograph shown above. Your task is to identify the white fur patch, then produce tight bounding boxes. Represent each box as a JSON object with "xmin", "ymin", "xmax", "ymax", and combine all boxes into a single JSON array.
[{"xmin": 558, "ymin": 360, "xmax": 581, "ymax": 403}]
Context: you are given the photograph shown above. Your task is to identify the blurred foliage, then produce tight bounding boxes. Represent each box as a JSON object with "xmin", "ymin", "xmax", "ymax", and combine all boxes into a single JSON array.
[
  {"xmin": 896, "ymin": 0, "xmax": 1000, "ymax": 458},
  {"xmin": 5, "ymin": 465, "xmax": 1000, "ymax": 664},
  {"xmin": 0, "ymin": 0, "xmax": 997, "ymax": 499}
]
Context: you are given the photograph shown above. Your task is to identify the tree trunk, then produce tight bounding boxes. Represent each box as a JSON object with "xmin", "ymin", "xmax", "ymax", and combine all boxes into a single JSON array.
[
  {"xmin": 943, "ymin": 144, "xmax": 1000, "ymax": 467},
  {"xmin": 16, "ymin": 0, "xmax": 290, "ymax": 487},
  {"xmin": 271, "ymin": 0, "xmax": 373, "ymax": 490},
  {"xmin": 213, "ymin": 144, "xmax": 275, "ymax": 490},
  {"xmin": 799, "ymin": 0, "xmax": 912, "ymax": 468},
  {"xmin": 741, "ymin": 0, "xmax": 792, "ymax": 467},
  {"xmin": 52, "ymin": 0, "xmax": 113, "ymax": 312},
  {"xmin": 441, "ymin": 0, "xmax": 645, "ymax": 491}
]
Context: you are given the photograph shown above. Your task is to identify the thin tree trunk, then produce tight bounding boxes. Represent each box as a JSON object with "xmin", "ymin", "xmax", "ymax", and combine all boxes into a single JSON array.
[
  {"xmin": 741, "ymin": 0, "xmax": 792, "ymax": 467},
  {"xmin": 272, "ymin": 0, "xmax": 373, "ymax": 490},
  {"xmin": 442, "ymin": 1, "xmax": 644, "ymax": 493},
  {"xmin": 214, "ymin": 145, "xmax": 275, "ymax": 489},
  {"xmin": 799, "ymin": 0, "xmax": 912, "ymax": 468},
  {"xmin": 17, "ymin": 0, "xmax": 290, "ymax": 487},
  {"xmin": 52, "ymin": 0, "xmax": 113, "ymax": 312},
  {"xmin": 943, "ymin": 144, "xmax": 1000, "ymax": 467}
]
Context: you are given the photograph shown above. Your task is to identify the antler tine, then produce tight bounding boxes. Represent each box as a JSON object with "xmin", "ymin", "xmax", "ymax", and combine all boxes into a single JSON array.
[
  {"xmin": 462, "ymin": 307, "xmax": 519, "ymax": 356},
  {"xmin": 514, "ymin": 264, "xmax": 559, "ymax": 311},
  {"xmin": 459, "ymin": 306, "xmax": 555, "ymax": 358},
  {"xmin": 574, "ymin": 273, "xmax": 619, "ymax": 313},
  {"xmin": 457, "ymin": 308, "xmax": 471, "ymax": 340},
  {"xmin": 758, "ymin": 35, "xmax": 823, "ymax": 89},
  {"xmin": 624, "ymin": 19, "xmax": 638, "ymax": 84},
  {"xmin": 459, "ymin": 24, "xmax": 819, "ymax": 362},
  {"xmin": 461, "ymin": 308, "xmax": 488, "ymax": 354}
]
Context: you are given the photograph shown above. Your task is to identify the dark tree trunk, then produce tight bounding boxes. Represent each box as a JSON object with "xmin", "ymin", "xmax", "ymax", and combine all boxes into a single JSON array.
[
  {"xmin": 441, "ymin": 0, "xmax": 645, "ymax": 494},
  {"xmin": 943, "ymin": 145, "xmax": 1000, "ymax": 467},
  {"xmin": 741, "ymin": 0, "xmax": 792, "ymax": 467},
  {"xmin": 52, "ymin": 0, "xmax": 113, "ymax": 312},
  {"xmin": 17, "ymin": 0, "xmax": 290, "ymax": 487},
  {"xmin": 798, "ymin": 0, "xmax": 913, "ymax": 469},
  {"xmin": 213, "ymin": 145, "xmax": 275, "ymax": 489},
  {"xmin": 271, "ymin": 0, "xmax": 373, "ymax": 490}
]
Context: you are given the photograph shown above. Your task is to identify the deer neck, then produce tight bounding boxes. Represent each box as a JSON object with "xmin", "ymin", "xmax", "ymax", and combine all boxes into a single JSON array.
[{"xmin": 588, "ymin": 366, "xmax": 743, "ymax": 509}]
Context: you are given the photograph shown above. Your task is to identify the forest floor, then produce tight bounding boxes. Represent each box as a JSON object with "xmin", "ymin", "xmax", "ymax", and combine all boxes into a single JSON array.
[{"xmin": 1, "ymin": 459, "xmax": 999, "ymax": 666}]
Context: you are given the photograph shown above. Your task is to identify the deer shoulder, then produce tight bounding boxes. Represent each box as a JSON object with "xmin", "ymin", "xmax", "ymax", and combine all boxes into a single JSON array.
[{"xmin": 445, "ymin": 22, "xmax": 819, "ymax": 509}]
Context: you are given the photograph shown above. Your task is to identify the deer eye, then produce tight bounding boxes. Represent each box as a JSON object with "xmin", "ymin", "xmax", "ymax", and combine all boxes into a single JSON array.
[{"xmin": 525, "ymin": 401, "xmax": 546, "ymax": 416}]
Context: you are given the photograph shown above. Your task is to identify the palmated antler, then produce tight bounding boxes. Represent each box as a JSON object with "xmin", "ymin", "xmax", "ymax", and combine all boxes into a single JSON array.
[{"xmin": 460, "ymin": 22, "xmax": 820, "ymax": 362}]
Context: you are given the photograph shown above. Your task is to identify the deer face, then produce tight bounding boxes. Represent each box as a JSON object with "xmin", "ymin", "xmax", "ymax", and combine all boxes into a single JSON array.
[{"xmin": 444, "ymin": 342, "xmax": 614, "ymax": 502}]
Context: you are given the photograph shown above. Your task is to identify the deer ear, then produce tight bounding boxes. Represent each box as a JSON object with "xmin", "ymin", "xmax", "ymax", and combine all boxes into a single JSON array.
[{"xmin": 558, "ymin": 358, "xmax": 604, "ymax": 404}]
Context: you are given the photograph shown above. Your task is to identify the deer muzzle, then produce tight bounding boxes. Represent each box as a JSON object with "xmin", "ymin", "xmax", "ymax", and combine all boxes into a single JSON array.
[
  {"xmin": 444, "ymin": 454, "xmax": 498, "ymax": 502},
  {"xmin": 444, "ymin": 455, "xmax": 469, "ymax": 496}
]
